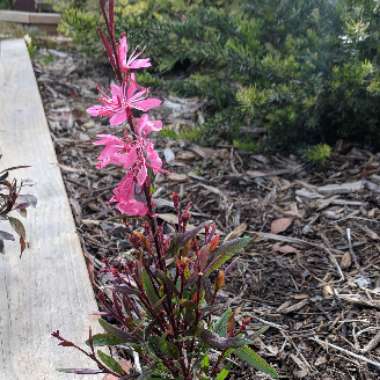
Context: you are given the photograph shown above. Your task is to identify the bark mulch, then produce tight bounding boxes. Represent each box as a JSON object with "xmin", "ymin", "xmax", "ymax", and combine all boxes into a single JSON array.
[{"xmin": 34, "ymin": 45, "xmax": 380, "ymax": 380}]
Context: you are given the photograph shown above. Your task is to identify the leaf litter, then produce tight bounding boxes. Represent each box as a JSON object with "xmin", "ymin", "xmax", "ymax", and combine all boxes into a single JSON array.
[{"xmin": 34, "ymin": 45, "xmax": 380, "ymax": 380}]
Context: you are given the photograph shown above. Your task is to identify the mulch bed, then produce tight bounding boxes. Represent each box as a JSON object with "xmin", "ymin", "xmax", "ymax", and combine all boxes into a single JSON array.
[{"xmin": 34, "ymin": 45, "xmax": 380, "ymax": 380}]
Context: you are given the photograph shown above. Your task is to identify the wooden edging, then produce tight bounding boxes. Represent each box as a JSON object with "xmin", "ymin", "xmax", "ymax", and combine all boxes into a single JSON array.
[
  {"xmin": 0, "ymin": 39, "xmax": 100, "ymax": 379},
  {"xmin": 0, "ymin": 10, "xmax": 60, "ymax": 25}
]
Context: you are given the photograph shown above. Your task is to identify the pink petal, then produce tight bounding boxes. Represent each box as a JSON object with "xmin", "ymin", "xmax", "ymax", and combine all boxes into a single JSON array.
[
  {"xmin": 94, "ymin": 134, "xmax": 123, "ymax": 146},
  {"xmin": 128, "ymin": 58, "xmax": 152, "ymax": 69},
  {"xmin": 87, "ymin": 105, "xmax": 103, "ymax": 117},
  {"xmin": 147, "ymin": 119, "xmax": 163, "ymax": 134},
  {"xmin": 120, "ymin": 146, "xmax": 138, "ymax": 169},
  {"xmin": 116, "ymin": 200, "xmax": 148, "ymax": 216},
  {"xmin": 135, "ymin": 114, "xmax": 163, "ymax": 136},
  {"xmin": 146, "ymin": 144, "xmax": 162, "ymax": 173},
  {"xmin": 134, "ymin": 98, "xmax": 161, "ymax": 112},
  {"xmin": 118, "ymin": 33, "xmax": 128, "ymax": 71},
  {"xmin": 110, "ymin": 83, "xmax": 123, "ymax": 100},
  {"xmin": 110, "ymin": 110, "xmax": 128, "ymax": 126},
  {"xmin": 111, "ymin": 174, "xmax": 148, "ymax": 216},
  {"xmin": 136, "ymin": 163, "xmax": 147, "ymax": 186},
  {"xmin": 127, "ymin": 79, "xmax": 139, "ymax": 99}
]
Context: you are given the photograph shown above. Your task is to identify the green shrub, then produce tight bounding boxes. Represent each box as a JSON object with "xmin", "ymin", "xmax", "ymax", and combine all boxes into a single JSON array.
[
  {"xmin": 58, "ymin": 0, "xmax": 380, "ymax": 151},
  {"xmin": 0, "ymin": 0, "xmax": 11, "ymax": 9},
  {"xmin": 305, "ymin": 144, "xmax": 332, "ymax": 165}
]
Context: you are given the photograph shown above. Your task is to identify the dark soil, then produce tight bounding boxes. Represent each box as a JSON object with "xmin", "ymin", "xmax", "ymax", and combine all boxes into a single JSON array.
[{"xmin": 34, "ymin": 45, "xmax": 380, "ymax": 380}]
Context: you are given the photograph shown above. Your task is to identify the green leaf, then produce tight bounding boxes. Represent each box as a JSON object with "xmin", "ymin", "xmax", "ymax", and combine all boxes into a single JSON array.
[
  {"xmin": 8, "ymin": 216, "xmax": 26, "ymax": 239},
  {"xmin": 201, "ymin": 354, "xmax": 210, "ymax": 370},
  {"xmin": 98, "ymin": 318, "xmax": 138, "ymax": 343},
  {"xmin": 156, "ymin": 270, "xmax": 178, "ymax": 298},
  {"xmin": 204, "ymin": 237, "xmax": 251, "ymax": 277},
  {"xmin": 57, "ymin": 368, "xmax": 103, "ymax": 374},
  {"xmin": 235, "ymin": 346, "xmax": 278, "ymax": 379},
  {"xmin": 168, "ymin": 222, "xmax": 209, "ymax": 256},
  {"xmin": 86, "ymin": 333, "xmax": 127, "ymax": 347},
  {"xmin": 141, "ymin": 268, "xmax": 160, "ymax": 305},
  {"xmin": 213, "ymin": 308, "xmax": 233, "ymax": 337},
  {"xmin": 148, "ymin": 336, "xmax": 180, "ymax": 359},
  {"xmin": 97, "ymin": 350, "xmax": 124, "ymax": 375},
  {"xmin": 216, "ymin": 368, "xmax": 229, "ymax": 380}
]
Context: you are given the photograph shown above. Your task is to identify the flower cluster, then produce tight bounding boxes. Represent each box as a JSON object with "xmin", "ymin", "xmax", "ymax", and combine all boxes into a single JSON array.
[{"xmin": 87, "ymin": 28, "xmax": 162, "ymax": 216}]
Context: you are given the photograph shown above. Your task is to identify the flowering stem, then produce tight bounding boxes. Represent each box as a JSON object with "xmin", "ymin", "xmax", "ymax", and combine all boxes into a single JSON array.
[{"xmin": 125, "ymin": 113, "xmax": 164, "ymax": 270}]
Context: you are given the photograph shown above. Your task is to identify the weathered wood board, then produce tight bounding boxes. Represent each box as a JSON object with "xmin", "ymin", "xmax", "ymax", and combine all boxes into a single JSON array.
[
  {"xmin": 0, "ymin": 10, "xmax": 60, "ymax": 25},
  {"xmin": 0, "ymin": 39, "xmax": 101, "ymax": 379}
]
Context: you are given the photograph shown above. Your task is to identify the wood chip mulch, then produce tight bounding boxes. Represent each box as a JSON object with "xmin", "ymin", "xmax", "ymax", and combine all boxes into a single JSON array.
[{"xmin": 34, "ymin": 46, "xmax": 380, "ymax": 380}]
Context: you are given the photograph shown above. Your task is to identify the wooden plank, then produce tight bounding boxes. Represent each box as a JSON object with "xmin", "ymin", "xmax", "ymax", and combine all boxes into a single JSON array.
[
  {"xmin": 0, "ymin": 39, "xmax": 101, "ymax": 379},
  {"xmin": 0, "ymin": 10, "xmax": 60, "ymax": 25},
  {"xmin": 0, "ymin": 10, "xmax": 30, "ymax": 23},
  {"xmin": 28, "ymin": 12, "xmax": 60, "ymax": 25}
]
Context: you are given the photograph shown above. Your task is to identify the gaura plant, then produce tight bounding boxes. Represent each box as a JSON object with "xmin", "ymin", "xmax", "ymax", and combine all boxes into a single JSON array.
[{"xmin": 53, "ymin": 1, "xmax": 278, "ymax": 379}]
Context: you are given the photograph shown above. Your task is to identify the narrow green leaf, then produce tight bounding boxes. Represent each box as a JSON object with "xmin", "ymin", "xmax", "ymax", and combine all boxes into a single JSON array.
[
  {"xmin": 57, "ymin": 368, "xmax": 103, "ymax": 374},
  {"xmin": 201, "ymin": 354, "xmax": 210, "ymax": 370},
  {"xmin": 8, "ymin": 216, "xmax": 26, "ymax": 239},
  {"xmin": 141, "ymin": 268, "xmax": 160, "ymax": 305},
  {"xmin": 86, "ymin": 333, "xmax": 127, "ymax": 347},
  {"xmin": 213, "ymin": 308, "xmax": 233, "ymax": 337},
  {"xmin": 147, "ymin": 336, "xmax": 161, "ymax": 358},
  {"xmin": 148, "ymin": 336, "xmax": 180, "ymax": 359},
  {"xmin": 168, "ymin": 222, "xmax": 209, "ymax": 256},
  {"xmin": 204, "ymin": 237, "xmax": 251, "ymax": 276},
  {"xmin": 98, "ymin": 319, "xmax": 137, "ymax": 342},
  {"xmin": 97, "ymin": 350, "xmax": 124, "ymax": 375},
  {"xmin": 216, "ymin": 368, "xmax": 229, "ymax": 380},
  {"xmin": 235, "ymin": 346, "xmax": 278, "ymax": 379}
]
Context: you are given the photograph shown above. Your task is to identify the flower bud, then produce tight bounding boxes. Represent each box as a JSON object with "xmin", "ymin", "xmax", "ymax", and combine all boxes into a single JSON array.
[
  {"xmin": 209, "ymin": 235, "xmax": 220, "ymax": 252},
  {"xmin": 172, "ymin": 192, "xmax": 180, "ymax": 211},
  {"xmin": 215, "ymin": 270, "xmax": 225, "ymax": 291}
]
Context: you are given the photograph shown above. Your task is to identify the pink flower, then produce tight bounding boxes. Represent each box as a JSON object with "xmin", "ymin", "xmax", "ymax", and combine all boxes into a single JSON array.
[
  {"xmin": 94, "ymin": 133, "xmax": 162, "ymax": 185},
  {"xmin": 111, "ymin": 173, "xmax": 148, "ymax": 216},
  {"xmin": 94, "ymin": 133, "xmax": 134, "ymax": 170},
  {"xmin": 87, "ymin": 80, "xmax": 161, "ymax": 126},
  {"xmin": 135, "ymin": 114, "xmax": 163, "ymax": 137},
  {"xmin": 118, "ymin": 33, "xmax": 151, "ymax": 71}
]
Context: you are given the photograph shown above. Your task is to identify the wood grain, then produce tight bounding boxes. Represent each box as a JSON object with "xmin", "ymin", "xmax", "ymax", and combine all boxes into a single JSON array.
[
  {"xmin": 0, "ymin": 39, "xmax": 101, "ymax": 379},
  {"xmin": 0, "ymin": 10, "xmax": 60, "ymax": 25}
]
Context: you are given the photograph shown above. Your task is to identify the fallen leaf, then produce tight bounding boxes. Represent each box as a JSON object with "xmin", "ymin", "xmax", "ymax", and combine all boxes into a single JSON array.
[
  {"xmin": 225, "ymin": 223, "xmax": 247, "ymax": 241},
  {"xmin": 362, "ymin": 225, "xmax": 380, "ymax": 240},
  {"xmin": 314, "ymin": 356, "xmax": 327, "ymax": 367},
  {"xmin": 340, "ymin": 252, "xmax": 352, "ymax": 269},
  {"xmin": 272, "ymin": 243, "xmax": 300, "ymax": 254},
  {"xmin": 278, "ymin": 299, "xmax": 308, "ymax": 314},
  {"xmin": 322, "ymin": 285, "xmax": 334, "ymax": 298},
  {"xmin": 167, "ymin": 173, "xmax": 188, "ymax": 183},
  {"xmin": 176, "ymin": 151, "xmax": 197, "ymax": 161},
  {"xmin": 271, "ymin": 217, "xmax": 293, "ymax": 234}
]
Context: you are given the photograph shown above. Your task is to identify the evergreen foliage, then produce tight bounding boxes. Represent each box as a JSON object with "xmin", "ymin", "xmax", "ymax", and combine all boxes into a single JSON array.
[{"xmin": 59, "ymin": 0, "xmax": 380, "ymax": 151}]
